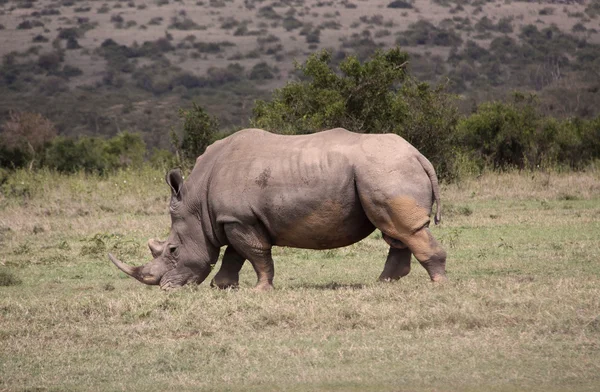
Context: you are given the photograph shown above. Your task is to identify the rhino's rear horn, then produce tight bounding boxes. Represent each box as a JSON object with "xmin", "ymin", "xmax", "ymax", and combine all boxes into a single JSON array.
[{"xmin": 148, "ymin": 239, "xmax": 166, "ymax": 258}]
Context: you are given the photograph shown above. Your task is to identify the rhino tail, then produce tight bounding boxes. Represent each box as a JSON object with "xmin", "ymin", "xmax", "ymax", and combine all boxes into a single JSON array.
[{"xmin": 415, "ymin": 153, "xmax": 442, "ymax": 225}]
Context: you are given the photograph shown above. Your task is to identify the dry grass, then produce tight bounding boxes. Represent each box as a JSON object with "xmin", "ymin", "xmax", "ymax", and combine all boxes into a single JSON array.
[{"xmin": 1, "ymin": 168, "xmax": 599, "ymax": 391}]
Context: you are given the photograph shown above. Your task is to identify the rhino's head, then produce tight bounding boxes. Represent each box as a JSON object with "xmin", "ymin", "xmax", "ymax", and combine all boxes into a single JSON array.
[{"xmin": 109, "ymin": 169, "xmax": 217, "ymax": 290}]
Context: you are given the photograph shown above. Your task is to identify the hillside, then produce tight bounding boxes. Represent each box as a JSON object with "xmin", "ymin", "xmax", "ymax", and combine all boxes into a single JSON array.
[{"xmin": 1, "ymin": 0, "xmax": 599, "ymax": 149}]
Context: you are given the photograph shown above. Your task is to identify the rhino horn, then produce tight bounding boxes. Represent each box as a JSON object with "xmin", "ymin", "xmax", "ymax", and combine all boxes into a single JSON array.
[
  {"xmin": 148, "ymin": 239, "xmax": 166, "ymax": 258},
  {"xmin": 108, "ymin": 253, "xmax": 164, "ymax": 285}
]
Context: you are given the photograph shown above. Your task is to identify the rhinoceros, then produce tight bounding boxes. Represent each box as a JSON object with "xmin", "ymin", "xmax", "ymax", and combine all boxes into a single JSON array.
[{"xmin": 108, "ymin": 128, "xmax": 447, "ymax": 290}]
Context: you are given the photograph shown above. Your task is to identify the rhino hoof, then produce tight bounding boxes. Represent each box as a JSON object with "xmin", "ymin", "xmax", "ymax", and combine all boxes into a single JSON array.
[{"xmin": 210, "ymin": 279, "xmax": 239, "ymax": 290}]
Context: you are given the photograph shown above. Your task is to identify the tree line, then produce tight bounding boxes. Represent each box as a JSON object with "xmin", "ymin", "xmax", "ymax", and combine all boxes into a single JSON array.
[{"xmin": 1, "ymin": 48, "xmax": 599, "ymax": 181}]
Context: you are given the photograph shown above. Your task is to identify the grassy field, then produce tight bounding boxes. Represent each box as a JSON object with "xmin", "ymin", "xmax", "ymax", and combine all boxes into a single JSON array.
[{"xmin": 1, "ymin": 168, "xmax": 599, "ymax": 391}]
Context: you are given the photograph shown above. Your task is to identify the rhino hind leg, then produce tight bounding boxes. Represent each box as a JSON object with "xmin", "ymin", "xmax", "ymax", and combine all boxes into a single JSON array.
[
  {"xmin": 224, "ymin": 222, "xmax": 275, "ymax": 291},
  {"xmin": 402, "ymin": 227, "xmax": 447, "ymax": 282},
  {"xmin": 211, "ymin": 246, "xmax": 246, "ymax": 289},
  {"xmin": 378, "ymin": 246, "xmax": 412, "ymax": 282},
  {"xmin": 361, "ymin": 195, "xmax": 446, "ymax": 282}
]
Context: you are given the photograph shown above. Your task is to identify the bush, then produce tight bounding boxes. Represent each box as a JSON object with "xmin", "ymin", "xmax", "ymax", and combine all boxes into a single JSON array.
[
  {"xmin": 457, "ymin": 94, "xmax": 539, "ymax": 168},
  {"xmin": 44, "ymin": 132, "xmax": 146, "ymax": 173},
  {"xmin": 173, "ymin": 103, "xmax": 219, "ymax": 162},
  {"xmin": 37, "ymin": 51, "xmax": 63, "ymax": 72},
  {"xmin": 387, "ymin": 0, "xmax": 412, "ymax": 9},
  {"xmin": 57, "ymin": 27, "xmax": 80, "ymax": 40},
  {"xmin": 395, "ymin": 80, "xmax": 459, "ymax": 178},
  {"xmin": 0, "ymin": 111, "xmax": 57, "ymax": 169},
  {"xmin": 17, "ymin": 20, "xmax": 43, "ymax": 29},
  {"xmin": 44, "ymin": 136, "xmax": 108, "ymax": 173},
  {"xmin": 66, "ymin": 36, "xmax": 81, "ymax": 49},
  {"xmin": 252, "ymin": 48, "xmax": 459, "ymax": 178},
  {"xmin": 248, "ymin": 62, "xmax": 275, "ymax": 80},
  {"xmin": 105, "ymin": 132, "xmax": 146, "ymax": 169},
  {"xmin": 253, "ymin": 49, "xmax": 405, "ymax": 134},
  {"xmin": 396, "ymin": 20, "xmax": 462, "ymax": 47},
  {"xmin": 205, "ymin": 64, "xmax": 244, "ymax": 86},
  {"xmin": 32, "ymin": 34, "xmax": 49, "ymax": 43},
  {"xmin": 60, "ymin": 64, "xmax": 83, "ymax": 78},
  {"xmin": 455, "ymin": 92, "xmax": 599, "ymax": 169},
  {"xmin": 170, "ymin": 72, "xmax": 206, "ymax": 89},
  {"xmin": 282, "ymin": 16, "xmax": 302, "ymax": 31},
  {"xmin": 169, "ymin": 17, "xmax": 204, "ymax": 30}
]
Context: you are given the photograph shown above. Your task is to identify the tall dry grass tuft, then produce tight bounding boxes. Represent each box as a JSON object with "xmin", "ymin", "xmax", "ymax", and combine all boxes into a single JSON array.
[{"xmin": 444, "ymin": 168, "xmax": 600, "ymax": 202}]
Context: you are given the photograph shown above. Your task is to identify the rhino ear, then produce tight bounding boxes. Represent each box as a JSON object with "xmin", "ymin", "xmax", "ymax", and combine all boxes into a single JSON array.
[{"xmin": 166, "ymin": 169, "xmax": 184, "ymax": 203}]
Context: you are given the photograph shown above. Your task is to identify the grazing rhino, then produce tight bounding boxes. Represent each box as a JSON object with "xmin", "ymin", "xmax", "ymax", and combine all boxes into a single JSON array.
[{"xmin": 109, "ymin": 128, "xmax": 447, "ymax": 290}]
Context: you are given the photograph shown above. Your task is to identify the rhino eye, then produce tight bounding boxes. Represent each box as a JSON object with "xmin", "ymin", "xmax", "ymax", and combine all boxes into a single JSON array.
[{"xmin": 169, "ymin": 246, "xmax": 179, "ymax": 258}]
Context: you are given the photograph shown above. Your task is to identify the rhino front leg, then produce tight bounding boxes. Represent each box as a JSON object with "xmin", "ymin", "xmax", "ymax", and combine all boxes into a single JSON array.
[
  {"xmin": 378, "ymin": 246, "xmax": 412, "ymax": 282},
  {"xmin": 224, "ymin": 223, "xmax": 275, "ymax": 291},
  {"xmin": 211, "ymin": 246, "xmax": 246, "ymax": 289}
]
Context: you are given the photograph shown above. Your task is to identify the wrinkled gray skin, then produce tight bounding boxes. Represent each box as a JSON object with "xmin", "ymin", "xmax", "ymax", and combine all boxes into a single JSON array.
[{"xmin": 109, "ymin": 128, "xmax": 447, "ymax": 290}]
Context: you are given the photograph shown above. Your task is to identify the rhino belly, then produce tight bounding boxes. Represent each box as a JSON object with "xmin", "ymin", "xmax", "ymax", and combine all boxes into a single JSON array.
[{"xmin": 271, "ymin": 198, "xmax": 375, "ymax": 250}]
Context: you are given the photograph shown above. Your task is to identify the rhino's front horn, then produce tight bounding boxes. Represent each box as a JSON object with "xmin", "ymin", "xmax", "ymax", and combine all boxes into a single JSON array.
[{"xmin": 108, "ymin": 253, "xmax": 163, "ymax": 285}]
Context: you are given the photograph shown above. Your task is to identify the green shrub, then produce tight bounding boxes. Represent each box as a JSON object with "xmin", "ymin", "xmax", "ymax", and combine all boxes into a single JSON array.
[
  {"xmin": 248, "ymin": 62, "xmax": 275, "ymax": 80},
  {"xmin": 455, "ymin": 93, "xmax": 599, "ymax": 169},
  {"xmin": 586, "ymin": 2, "xmax": 600, "ymax": 18},
  {"xmin": 387, "ymin": 0, "xmax": 412, "ymax": 9},
  {"xmin": 149, "ymin": 148, "xmax": 177, "ymax": 170},
  {"xmin": 43, "ymin": 132, "xmax": 146, "ymax": 173},
  {"xmin": 37, "ymin": 51, "xmax": 63, "ymax": 72},
  {"xmin": 66, "ymin": 37, "xmax": 81, "ymax": 49},
  {"xmin": 253, "ymin": 49, "xmax": 406, "ymax": 134},
  {"xmin": 192, "ymin": 41, "xmax": 234, "ymax": 53},
  {"xmin": 60, "ymin": 64, "xmax": 83, "ymax": 78},
  {"xmin": 44, "ymin": 136, "xmax": 109, "ymax": 173},
  {"xmin": 282, "ymin": 16, "xmax": 302, "ymax": 31},
  {"xmin": 169, "ymin": 17, "xmax": 204, "ymax": 30},
  {"xmin": 57, "ymin": 27, "xmax": 80, "ymax": 40},
  {"xmin": 0, "ymin": 111, "xmax": 57, "ymax": 169},
  {"xmin": 252, "ymin": 48, "xmax": 459, "ymax": 178},
  {"xmin": 396, "ymin": 20, "xmax": 462, "ymax": 47},
  {"xmin": 170, "ymin": 72, "xmax": 206, "ymax": 89},
  {"xmin": 32, "ymin": 34, "xmax": 48, "ymax": 43},
  {"xmin": 17, "ymin": 20, "xmax": 43, "ymax": 29},
  {"xmin": 104, "ymin": 132, "xmax": 146, "ymax": 169},
  {"xmin": 173, "ymin": 103, "xmax": 219, "ymax": 162},
  {"xmin": 395, "ymin": 80, "xmax": 459, "ymax": 178},
  {"xmin": 497, "ymin": 17, "xmax": 513, "ymax": 33},
  {"xmin": 258, "ymin": 6, "xmax": 280, "ymax": 19},
  {"xmin": 475, "ymin": 16, "xmax": 495, "ymax": 32},
  {"xmin": 341, "ymin": 31, "xmax": 383, "ymax": 61}
]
